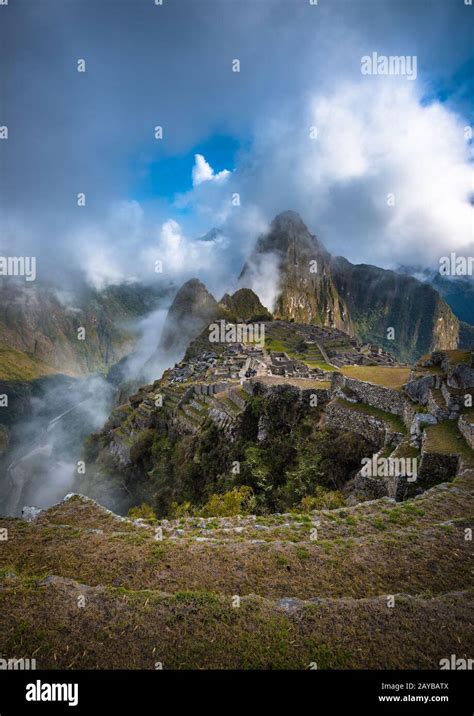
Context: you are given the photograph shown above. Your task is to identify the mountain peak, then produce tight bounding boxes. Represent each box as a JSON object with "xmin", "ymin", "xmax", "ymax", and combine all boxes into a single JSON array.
[
  {"xmin": 218, "ymin": 287, "xmax": 271, "ymax": 322},
  {"xmin": 198, "ymin": 228, "xmax": 223, "ymax": 243},
  {"xmin": 271, "ymin": 210, "xmax": 308, "ymax": 231},
  {"xmin": 175, "ymin": 277, "xmax": 211, "ymax": 297},
  {"xmin": 158, "ymin": 278, "xmax": 218, "ymax": 354},
  {"xmin": 253, "ymin": 210, "xmax": 324, "ymax": 258}
]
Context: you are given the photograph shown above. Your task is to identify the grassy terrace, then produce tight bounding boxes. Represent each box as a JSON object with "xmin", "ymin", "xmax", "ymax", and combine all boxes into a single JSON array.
[
  {"xmin": 303, "ymin": 360, "xmax": 334, "ymax": 371},
  {"xmin": 339, "ymin": 365, "xmax": 411, "ymax": 390},
  {"xmin": 0, "ymin": 472, "xmax": 473, "ymax": 669},
  {"xmin": 264, "ymin": 337, "xmax": 287, "ymax": 352},
  {"xmin": 424, "ymin": 420, "xmax": 473, "ymax": 462},
  {"xmin": 254, "ymin": 376, "xmax": 331, "ymax": 389},
  {"xmin": 445, "ymin": 350, "xmax": 471, "ymax": 366},
  {"xmin": 265, "ymin": 336, "xmax": 334, "ymax": 372},
  {"xmin": 217, "ymin": 395, "xmax": 243, "ymax": 416},
  {"xmin": 336, "ymin": 398, "xmax": 406, "ymax": 433},
  {"xmin": 391, "ymin": 439, "xmax": 420, "ymax": 459}
]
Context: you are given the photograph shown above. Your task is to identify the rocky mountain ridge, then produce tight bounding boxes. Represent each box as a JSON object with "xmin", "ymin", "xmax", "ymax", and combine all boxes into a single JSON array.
[{"xmin": 240, "ymin": 211, "xmax": 472, "ymax": 362}]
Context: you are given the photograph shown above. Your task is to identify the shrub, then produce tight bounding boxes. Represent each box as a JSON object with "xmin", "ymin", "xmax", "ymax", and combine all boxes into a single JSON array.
[
  {"xmin": 198, "ymin": 486, "xmax": 255, "ymax": 517},
  {"xmin": 169, "ymin": 501, "xmax": 194, "ymax": 518},
  {"xmin": 294, "ymin": 339, "xmax": 308, "ymax": 354},
  {"xmin": 297, "ymin": 486, "xmax": 345, "ymax": 512},
  {"xmin": 127, "ymin": 503, "xmax": 157, "ymax": 522},
  {"xmin": 129, "ymin": 429, "xmax": 155, "ymax": 467}
]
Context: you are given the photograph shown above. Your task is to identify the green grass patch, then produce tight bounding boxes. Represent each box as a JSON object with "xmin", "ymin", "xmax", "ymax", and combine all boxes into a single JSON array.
[
  {"xmin": 336, "ymin": 398, "xmax": 406, "ymax": 433},
  {"xmin": 424, "ymin": 420, "xmax": 473, "ymax": 459}
]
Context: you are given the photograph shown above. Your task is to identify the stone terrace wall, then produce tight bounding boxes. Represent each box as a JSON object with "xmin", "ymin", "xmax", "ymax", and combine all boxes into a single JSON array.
[
  {"xmin": 458, "ymin": 414, "xmax": 474, "ymax": 449},
  {"xmin": 243, "ymin": 380, "xmax": 331, "ymax": 406},
  {"xmin": 337, "ymin": 376, "xmax": 406, "ymax": 416},
  {"xmin": 324, "ymin": 401, "xmax": 403, "ymax": 449},
  {"xmin": 418, "ymin": 451, "xmax": 460, "ymax": 487}
]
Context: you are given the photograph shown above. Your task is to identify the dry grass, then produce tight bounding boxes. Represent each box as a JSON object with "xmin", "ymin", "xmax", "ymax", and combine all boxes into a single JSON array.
[
  {"xmin": 0, "ymin": 576, "xmax": 471, "ymax": 669},
  {"xmin": 254, "ymin": 376, "xmax": 331, "ymax": 389},
  {"xmin": 1, "ymin": 472, "xmax": 473, "ymax": 670},
  {"xmin": 340, "ymin": 365, "xmax": 411, "ymax": 390}
]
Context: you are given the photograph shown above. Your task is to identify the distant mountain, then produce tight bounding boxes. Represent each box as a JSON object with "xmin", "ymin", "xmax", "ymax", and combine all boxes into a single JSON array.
[
  {"xmin": 0, "ymin": 281, "xmax": 168, "ymax": 378},
  {"xmin": 198, "ymin": 228, "xmax": 224, "ymax": 243},
  {"xmin": 398, "ymin": 265, "xmax": 474, "ymax": 327},
  {"xmin": 148, "ymin": 281, "xmax": 272, "ymax": 372},
  {"xmin": 331, "ymin": 257, "xmax": 459, "ymax": 362},
  {"xmin": 158, "ymin": 279, "xmax": 220, "ymax": 357},
  {"xmin": 219, "ymin": 288, "xmax": 272, "ymax": 322},
  {"xmin": 239, "ymin": 211, "xmax": 469, "ymax": 362}
]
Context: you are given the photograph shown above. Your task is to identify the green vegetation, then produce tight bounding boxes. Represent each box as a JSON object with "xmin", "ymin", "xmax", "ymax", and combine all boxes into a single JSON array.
[
  {"xmin": 93, "ymin": 388, "xmax": 378, "ymax": 518},
  {"xmin": 127, "ymin": 503, "xmax": 157, "ymax": 523},
  {"xmin": 296, "ymin": 487, "xmax": 345, "ymax": 512},
  {"xmin": 0, "ymin": 344, "xmax": 59, "ymax": 380},
  {"xmin": 173, "ymin": 486, "xmax": 256, "ymax": 518},
  {"xmin": 336, "ymin": 398, "xmax": 406, "ymax": 434},
  {"xmin": 424, "ymin": 420, "xmax": 472, "ymax": 460}
]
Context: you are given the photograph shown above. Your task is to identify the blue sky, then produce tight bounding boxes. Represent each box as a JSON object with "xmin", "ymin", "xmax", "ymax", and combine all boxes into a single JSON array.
[{"xmin": 131, "ymin": 134, "xmax": 241, "ymax": 203}]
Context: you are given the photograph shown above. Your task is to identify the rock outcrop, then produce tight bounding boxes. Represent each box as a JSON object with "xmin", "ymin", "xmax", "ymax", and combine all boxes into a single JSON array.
[
  {"xmin": 240, "ymin": 211, "xmax": 352, "ymax": 333},
  {"xmin": 239, "ymin": 211, "xmax": 467, "ymax": 362},
  {"xmin": 158, "ymin": 279, "xmax": 220, "ymax": 355}
]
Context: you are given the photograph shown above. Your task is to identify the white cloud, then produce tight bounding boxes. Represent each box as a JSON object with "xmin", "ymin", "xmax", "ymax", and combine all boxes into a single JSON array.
[
  {"xmin": 305, "ymin": 83, "xmax": 474, "ymax": 267},
  {"xmin": 192, "ymin": 154, "xmax": 231, "ymax": 187},
  {"xmin": 205, "ymin": 80, "xmax": 473, "ymax": 271},
  {"xmin": 71, "ymin": 82, "xmax": 474, "ymax": 294}
]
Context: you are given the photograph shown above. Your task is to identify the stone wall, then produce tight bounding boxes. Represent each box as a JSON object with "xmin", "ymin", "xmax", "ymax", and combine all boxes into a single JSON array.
[
  {"xmin": 192, "ymin": 382, "xmax": 229, "ymax": 398},
  {"xmin": 337, "ymin": 376, "xmax": 406, "ymax": 416},
  {"xmin": 351, "ymin": 442, "xmax": 460, "ymax": 503},
  {"xmin": 402, "ymin": 401, "xmax": 418, "ymax": 433},
  {"xmin": 426, "ymin": 389, "xmax": 449, "ymax": 421},
  {"xmin": 417, "ymin": 451, "xmax": 460, "ymax": 488},
  {"xmin": 324, "ymin": 401, "xmax": 403, "ymax": 449},
  {"xmin": 458, "ymin": 414, "xmax": 474, "ymax": 449}
]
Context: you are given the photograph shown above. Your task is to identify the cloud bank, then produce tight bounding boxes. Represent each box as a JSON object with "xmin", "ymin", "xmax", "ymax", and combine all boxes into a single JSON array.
[{"xmin": 1, "ymin": 0, "xmax": 472, "ymax": 291}]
